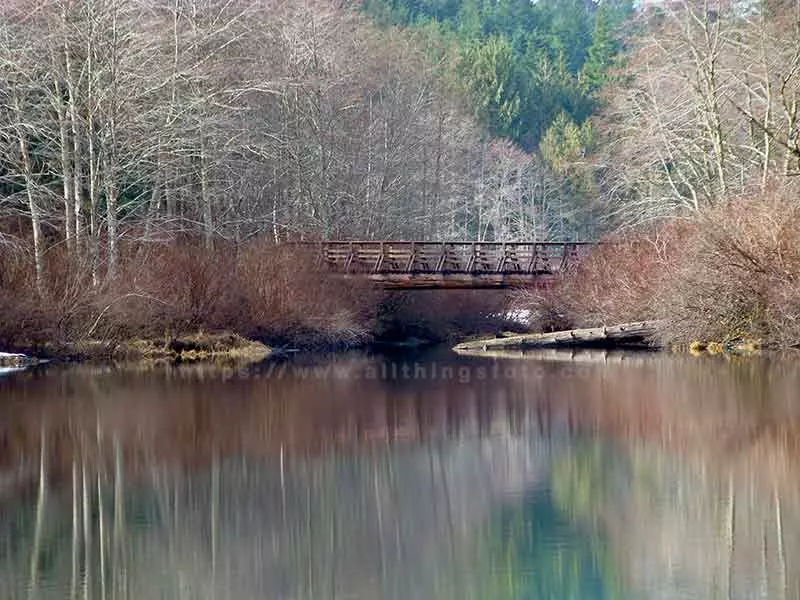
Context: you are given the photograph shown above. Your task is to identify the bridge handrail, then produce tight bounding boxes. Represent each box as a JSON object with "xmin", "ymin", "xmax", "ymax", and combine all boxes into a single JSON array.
[{"xmin": 286, "ymin": 240, "xmax": 597, "ymax": 245}]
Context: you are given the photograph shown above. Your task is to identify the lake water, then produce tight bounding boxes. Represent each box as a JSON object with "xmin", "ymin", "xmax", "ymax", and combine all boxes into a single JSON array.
[{"xmin": 1, "ymin": 348, "xmax": 800, "ymax": 599}]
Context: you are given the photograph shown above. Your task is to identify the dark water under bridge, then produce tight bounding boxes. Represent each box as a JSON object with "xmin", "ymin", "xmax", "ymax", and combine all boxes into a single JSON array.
[{"xmin": 297, "ymin": 241, "xmax": 594, "ymax": 289}]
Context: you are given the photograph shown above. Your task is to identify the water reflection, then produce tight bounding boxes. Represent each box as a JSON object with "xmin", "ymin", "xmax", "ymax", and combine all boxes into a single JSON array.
[{"xmin": 1, "ymin": 350, "xmax": 800, "ymax": 599}]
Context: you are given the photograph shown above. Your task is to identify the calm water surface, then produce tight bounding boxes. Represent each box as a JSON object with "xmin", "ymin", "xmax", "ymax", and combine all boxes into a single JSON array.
[{"xmin": 1, "ymin": 348, "xmax": 800, "ymax": 599}]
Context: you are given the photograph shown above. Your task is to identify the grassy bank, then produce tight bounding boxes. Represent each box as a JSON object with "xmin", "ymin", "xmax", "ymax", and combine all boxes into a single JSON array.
[
  {"xmin": 0, "ymin": 237, "xmax": 513, "ymax": 360},
  {"xmin": 20, "ymin": 332, "xmax": 272, "ymax": 364},
  {"xmin": 516, "ymin": 185, "xmax": 800, "ymax": 351}
]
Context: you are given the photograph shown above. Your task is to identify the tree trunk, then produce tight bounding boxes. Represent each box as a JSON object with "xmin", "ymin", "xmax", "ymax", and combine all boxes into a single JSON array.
[
  {"xmin": 760, "ymin": 17, "xmax": 772, "ymax": 189},
  {"xmin": 86, "ymin": 4, "xmax": 99, "ymax": 287},
  {"xmin": 13, "ymin": 95, "xmax": 44, "ymax": 294},
  {"xmin": 88, "ymin": 112, "xmax": 99, "ymax": 287},
  {"xmin": 104, "ymin": 1, "xmax": 121, "ymax": 280},
  {"xmin": 53, "ymin": 77, "xmax": 76, "ymax": 254},
  {"xmin": 200, "ymin": 135, "xmax": 213, "ymax": 248},
  {"xmin": 64, "ymin": 34, "xmax": 85, "ymax": 253},
  {"xmin": 453, "ymin": 321, "xmax": 663, "ymax": 352},
  {"xmin": 104, "ymin": 157, "xmax": 119, "ymax": 279}
]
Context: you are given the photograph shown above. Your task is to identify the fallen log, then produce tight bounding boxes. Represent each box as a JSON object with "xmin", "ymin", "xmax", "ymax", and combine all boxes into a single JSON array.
[{"xmin": 453, "ymin": 321, "xmax": 662, "ymax": 353}]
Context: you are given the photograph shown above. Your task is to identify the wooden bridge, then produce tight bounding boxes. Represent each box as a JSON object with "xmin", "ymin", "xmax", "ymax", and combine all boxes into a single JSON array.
[{"xmin": 303, "ymin": 241, "xmax": 593, "ymax": 289}]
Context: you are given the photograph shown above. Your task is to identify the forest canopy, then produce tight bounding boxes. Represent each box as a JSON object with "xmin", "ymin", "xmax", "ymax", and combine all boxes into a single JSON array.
[
  {"xmin": 2, "ymin": 0, "xmax": 798, "ymax": 324},
  {"xmin": 360, "ymin": 0, "xmax": 633, "ymax": 148}
]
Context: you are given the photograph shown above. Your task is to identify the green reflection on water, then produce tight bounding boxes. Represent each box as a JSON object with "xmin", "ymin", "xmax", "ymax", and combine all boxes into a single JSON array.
[
  {"xmin": 2, "ymin": 441, "xmax": 635, "ymax": 600},
  {"xmin": 5, "ymin": 352, "xmax": 800, "ymax": 599},
  {"xmin": 456, "ymin": 442, "xmax": 629, "ymax": 600}
]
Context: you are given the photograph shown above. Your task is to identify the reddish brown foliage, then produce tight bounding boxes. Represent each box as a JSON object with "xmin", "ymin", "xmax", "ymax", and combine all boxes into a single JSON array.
[
  {"xmin": 1, "ymin": 236, "xmax": 505, "ymax": 351},
  {"xmin": 0, "ymin": 238, "xmax": 379, "ymax": 349},
  {"xmin": 655, "ymin": 185, "xmax": 800, "ymax": 345},
  {"xmin": 518, "ymin": 183, "xmax": 800, "ymax": 347},
  {"xmin": 517, "ymin": 224, "xmax": 689, "ymax": 332}
]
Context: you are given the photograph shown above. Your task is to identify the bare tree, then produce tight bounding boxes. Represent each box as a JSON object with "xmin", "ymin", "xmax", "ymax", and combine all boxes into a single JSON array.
[{"xmin": 601, "ymin": 0, "xmax": 800, "ymax": 225}]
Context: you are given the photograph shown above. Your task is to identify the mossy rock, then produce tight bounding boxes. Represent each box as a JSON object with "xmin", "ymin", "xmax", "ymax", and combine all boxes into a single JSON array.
[
  {"xmin": 122, "ymin": 332, "xmax": 270, "ymax": 363},
  {"xmin": 689, "ymin": 340, "xmax": 708, "ymax": 353},
  {"xmin": 0, "ymin": 352, "xmax": 43, "ymax": 367}
]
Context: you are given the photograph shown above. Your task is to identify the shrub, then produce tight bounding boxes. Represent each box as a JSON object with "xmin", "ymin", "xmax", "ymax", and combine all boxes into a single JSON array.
[
  {"xmin": 516, "ymin": 181, "xmax": 800, "ymax": 349},
  {"xmin": 0, "ymin": 237, "xmax": 380, "ymax": 350},
  {"xmin": 234, "ymin": 241, "xmax": 380, "ymax": 347},
  {"xmin": 515, "ymin": 226, "xmax": 686, "ymax": 332},
  {"xmin": 656, "ymin": 184, "xmax": 800, "ymax": 346}
]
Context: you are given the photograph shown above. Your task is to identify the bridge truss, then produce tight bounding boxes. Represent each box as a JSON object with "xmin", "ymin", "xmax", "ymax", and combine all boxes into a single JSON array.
[{"xmin": 307, "ymin": 241, "xmax": 593, "ymax": 289}]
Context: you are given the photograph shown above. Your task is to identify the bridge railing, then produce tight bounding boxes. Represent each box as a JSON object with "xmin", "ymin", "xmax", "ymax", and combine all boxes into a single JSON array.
[{"xmin": 309, "ymin": 241, "xmax": 593, "ymax": 275}]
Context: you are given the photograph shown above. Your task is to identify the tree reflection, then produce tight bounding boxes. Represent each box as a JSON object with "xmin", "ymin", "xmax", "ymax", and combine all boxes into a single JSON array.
[{"xmin": 2, "ymin": 353, "xmax": 800, "ymax": 598}]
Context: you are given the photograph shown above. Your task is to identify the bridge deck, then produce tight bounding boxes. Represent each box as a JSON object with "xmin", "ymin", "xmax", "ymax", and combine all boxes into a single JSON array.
[{"xmin": 303, "ymin": 241, "xmax": 591, "ymax": 289}]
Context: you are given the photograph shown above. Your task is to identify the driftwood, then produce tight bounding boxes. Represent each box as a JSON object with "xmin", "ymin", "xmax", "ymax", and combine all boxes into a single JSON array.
[{"xmin": 453, "ymin": 321, "xmax": 662, "ymax": 353}]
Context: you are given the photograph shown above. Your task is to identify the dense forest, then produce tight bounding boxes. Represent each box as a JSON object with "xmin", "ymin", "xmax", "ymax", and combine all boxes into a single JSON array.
[
  {"xmin": 0, "ymin": 0, "xmax": 617, "ymax": 283},
  {"xmin": 1, "ymin": 0, "xmax": 800, "ymax": 348},
  {"xmin": 0, "ymin": 0, "xmax": 621, "ymax": 346},
  {"xmin": 360, "ymin": 0, "xmax": 631, "ymax": 147}
]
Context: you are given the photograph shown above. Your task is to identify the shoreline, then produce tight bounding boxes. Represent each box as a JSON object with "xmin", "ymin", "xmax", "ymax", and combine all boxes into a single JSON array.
[
  {"xmin": 2, "ymin": 321, "xmax": 768, "ymax": 373},
  {"xmin": 453, "ymin": 321, "xmax": 765, "ymax": 357},
  {"xmin": 0, "ymin": 330, "xmax": 449, "ymax": 370},
  {"xmin": 453, "ymin": 321, "xmax": 661, "ymax": 354},
  {"xmin": 1, "ymin": 332, "xmax": 272, "ymax": 368}
]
